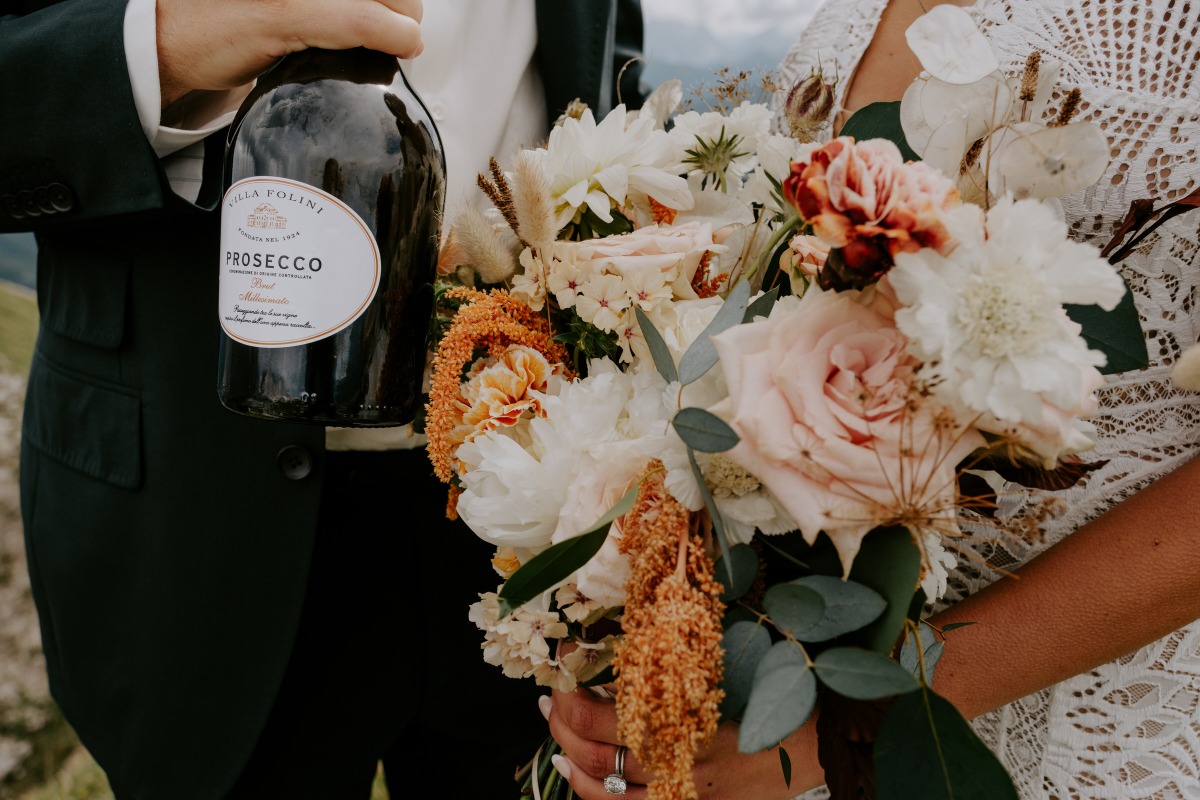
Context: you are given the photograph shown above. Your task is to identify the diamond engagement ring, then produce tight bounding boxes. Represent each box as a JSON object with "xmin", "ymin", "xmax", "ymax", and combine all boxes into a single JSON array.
[{"xmin": 603, "ymin": 745, "xmax": 628, "ymax": 794}]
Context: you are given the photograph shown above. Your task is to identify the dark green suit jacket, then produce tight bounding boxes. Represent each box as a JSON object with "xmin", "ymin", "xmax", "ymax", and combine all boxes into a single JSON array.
[{"xmin": 0, "ymin": 1, "xmax": 643, "ymax": 797}]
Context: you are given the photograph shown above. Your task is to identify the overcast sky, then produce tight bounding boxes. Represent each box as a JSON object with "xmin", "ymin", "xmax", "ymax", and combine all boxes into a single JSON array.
[{"xmin": 642, "ymin": 0, "xmax": 821, "ymax": 40}]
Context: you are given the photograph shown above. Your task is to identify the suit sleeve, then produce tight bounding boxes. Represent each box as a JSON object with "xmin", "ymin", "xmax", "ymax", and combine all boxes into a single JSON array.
[{"xmin": 0, "ymin": 0, "xmax": 170, "ymax": 233}]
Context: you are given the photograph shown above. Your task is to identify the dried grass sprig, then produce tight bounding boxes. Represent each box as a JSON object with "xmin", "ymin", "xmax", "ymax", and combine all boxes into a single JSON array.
[
  {"xmin": 452, "ymin": 202, "xmax": 520, "ymax": 284},
  {"xmin": 477, "ymin": 156, "xmax": 522, "ymax": 239},
  {"xmin": 510, "ymin": 150, "xmax": 558, "ymax": 246}
]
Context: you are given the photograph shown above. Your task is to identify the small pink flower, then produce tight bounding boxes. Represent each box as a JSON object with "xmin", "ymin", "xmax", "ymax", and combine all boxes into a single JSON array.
[{"xmin": 782, "ymin": 233, "xmax": 831, "ymax": 280}]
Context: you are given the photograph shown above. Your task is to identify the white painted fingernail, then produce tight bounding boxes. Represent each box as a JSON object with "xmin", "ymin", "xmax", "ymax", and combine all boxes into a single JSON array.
[
  {"xmin": 538, "ymin": 694, "xmax": 552, "ymax": 720},
  {"xmin": 551, "ymin": 753, "xmax": 571, "ymax": 780}
]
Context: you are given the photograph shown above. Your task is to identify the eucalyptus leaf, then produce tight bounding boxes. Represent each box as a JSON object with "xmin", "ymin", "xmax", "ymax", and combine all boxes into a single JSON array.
[
  {"xmin": 813, "ymin": 647, "xmax": 919, "ymax": 700},
  {"xmin": 752, "ymin": 639, "xmax": 809, "ymax": 680},
  {"xmin": 744, "ymin": 286, "xmax": 780, "ymax": 322},
  {"xmin": 838, "ymin": 101, "xmax": 921, "ymax": 162},
  {"xmin": 673, "ymin": 407, "xmax": 739, "ymax": 453},
  {"xmin": 843, "ymin": 527, "xmax": 922, "ymax": 654},
  {"xmin": 677, "ymin": 279, "xmax": 751, "ymax": 385},
  {"xmin": 764, "ymin": 584, "xmax": 825, "ymax": 640},
  {"xmin": 1066, "ymin": 284, "xmax": 1150, "ymax": 374},
  {"xmin": 714, "ymin": 543, "xmax": 759, "ymax": 603},
  {"xmin": 720, "ymin": 621, "xmax": 773, "ymax": 720},
  {"xmin": 738, "ymin": 662, "xmax": 817, "ymax": 753},
  {"xmin": 875, "ymin": 687, "xmax": 1019, "ymax": 800},
  {"xmin": 634, "ymin": 305, "xmax": 678, "ymax": 384},
  {"xmin": 791, "ymin": 575, "xmax": 887, "ymax": 642},
  {"xmin": 498, "ymin": 478, "xmax": 643, "ymax": 616},
  {"xmin": 898, "ymin": 622, "xmax": 945, "ymax": 681}
]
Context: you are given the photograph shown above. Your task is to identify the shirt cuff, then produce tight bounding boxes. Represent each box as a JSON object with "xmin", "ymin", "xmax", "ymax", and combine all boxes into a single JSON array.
[{"xmin": 123, "ymin": 0, "xmax": 247, "ymax": 159}]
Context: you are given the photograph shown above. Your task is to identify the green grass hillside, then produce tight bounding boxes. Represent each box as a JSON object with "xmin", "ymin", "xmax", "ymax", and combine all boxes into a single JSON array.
[{"xmin": 0, "ymin": 281, "xmax": 37, "ymax": 375}]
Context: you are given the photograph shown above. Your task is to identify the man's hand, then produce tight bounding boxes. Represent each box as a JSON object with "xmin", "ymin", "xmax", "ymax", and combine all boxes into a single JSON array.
[{"xmin": 155, "ymin": 0, "xmax": 424, "ymax": 107}]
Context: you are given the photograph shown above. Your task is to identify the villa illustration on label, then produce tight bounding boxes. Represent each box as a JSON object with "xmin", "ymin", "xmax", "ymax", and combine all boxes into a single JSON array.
[{"xmin": 246, "ymin": 204, "xmax": 287, "ymax": 230}]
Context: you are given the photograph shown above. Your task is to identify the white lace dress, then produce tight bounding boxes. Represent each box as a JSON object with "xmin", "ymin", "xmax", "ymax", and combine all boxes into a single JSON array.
[{"xmin": 774, "ymin": 0, "xmax": 1200, "ymax": 797}]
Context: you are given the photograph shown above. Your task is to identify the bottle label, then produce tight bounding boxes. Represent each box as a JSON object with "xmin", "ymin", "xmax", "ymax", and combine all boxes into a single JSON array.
[{"xmin": 218, "ymin": 176, "xmax": 380, "ymax": 347}]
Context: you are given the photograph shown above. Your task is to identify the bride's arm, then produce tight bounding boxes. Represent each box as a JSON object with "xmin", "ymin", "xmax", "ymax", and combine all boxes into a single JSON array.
[{"xmin": 930, "ymin": 452, "xmax": 1200, "ymax": 719}]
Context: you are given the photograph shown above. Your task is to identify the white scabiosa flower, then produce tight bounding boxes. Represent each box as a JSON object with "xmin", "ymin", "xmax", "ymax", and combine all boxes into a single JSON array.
[{"xmin": 890, "ymin": 196, "xmax": 1127, "ymax": 465}]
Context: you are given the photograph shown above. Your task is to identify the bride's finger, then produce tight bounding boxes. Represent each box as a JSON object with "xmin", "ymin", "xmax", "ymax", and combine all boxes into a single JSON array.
[
  {"xmin": 551, "ymin": 753, "xmax": 648, "ymax": 800},
  {"xmin": 545, "ymin": 690, "xmax": 625, "ymax": 779}
]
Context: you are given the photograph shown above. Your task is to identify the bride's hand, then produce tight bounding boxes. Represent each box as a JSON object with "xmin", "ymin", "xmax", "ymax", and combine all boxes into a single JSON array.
[{"xmin": 542, "ymin": 685, "xmax": 826, "ymax": 800}]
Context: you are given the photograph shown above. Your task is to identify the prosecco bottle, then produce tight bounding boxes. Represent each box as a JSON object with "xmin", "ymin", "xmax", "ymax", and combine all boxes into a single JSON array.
[{"xmin": 217, "ymin": 47, "xmax": 445, "ymax": 426}]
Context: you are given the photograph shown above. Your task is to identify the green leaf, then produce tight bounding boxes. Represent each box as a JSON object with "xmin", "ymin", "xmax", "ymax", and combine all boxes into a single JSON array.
[
  {"xmin": 673, "ymin": 407, "xmax": 739, "ymax": 452},
  {"xmin": 752, "ymin": 639, "xmax": 809, "ymax": 678},
  {"xmin": 838, "ymin": 101, "xmax": 921, "ymax": 162},
  {"xmin": 719, "ymin": 621, "xmax": 773, "ymax": 719},
  {"xmin": 875, "ymin": 687, "xmax": 1019, "ymax": 800},
  {"xmin": 577, "ymin": 207, "xmax": 634, "ymax": 238},
  {"xmin": 677, "ymin": 279, "xmax": 751, "ymax": 385},
  {"xmin": 634, "ymin": 306, "xmax": 678, "ymax": 384},
  {"xmin": 714, "ymin": 543, "xmax": 759, "ymax": 603},
  {"xmin": 1066, "ymin": 282, "xmax": 1150, "ymax": 374},
  {"xmin": 739, "ymin": 648, "xmax": 817, "ymax": 753},
  {"xmin": 744, "ymin": 285, "xmax": 780, "ymax": 322},
  {"xmin": 898, "ymin": 622, "xmax": 944, "ymax": 681},
  {"xmin": 764, "ymin": 584, "xmax": 825, "ymax": 640},
  {"xmin": 813, "ymin": 647, "xmax": 919, "ymax": 700},
  {"xmin": 497, "ymin": 528, "xmax": 608, "ymax": 617},
  {"xmin": 791, "ymin": 575, "xmax": 887, "ymax": 642},
  {"xmin": 843, "ymin": 526, "xmax": 923, "ymax": 654},
  {"xmin": 779, "ymin": 746, "xmax": 793, "ymax": 789},
  {"xmin": 498, "ymin": 479, "xmax": 643, "ymax": 616}
]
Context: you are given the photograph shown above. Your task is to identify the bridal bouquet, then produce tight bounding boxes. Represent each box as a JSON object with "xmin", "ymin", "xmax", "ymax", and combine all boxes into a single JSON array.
[{"xmin": 421, "ymin": 12, "xmax": 1147, "ymax": 799}]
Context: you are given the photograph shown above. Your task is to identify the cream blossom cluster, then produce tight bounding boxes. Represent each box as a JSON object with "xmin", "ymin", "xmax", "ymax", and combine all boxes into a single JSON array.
[{"xmin": 468, "ymin": 590, "xmax": 617, "ymax": 692}]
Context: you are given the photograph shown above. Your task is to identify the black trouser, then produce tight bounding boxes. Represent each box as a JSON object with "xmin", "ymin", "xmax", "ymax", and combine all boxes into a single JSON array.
[{"xmin": 225, "ymin": 448, "xmax": 547, "ymax": 798}]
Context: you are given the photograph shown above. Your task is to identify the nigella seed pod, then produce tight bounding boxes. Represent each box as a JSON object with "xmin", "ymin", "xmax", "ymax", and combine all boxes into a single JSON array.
[{"xmin": 785, "ymin": 68, "xmax": 836, "ymax": 141}]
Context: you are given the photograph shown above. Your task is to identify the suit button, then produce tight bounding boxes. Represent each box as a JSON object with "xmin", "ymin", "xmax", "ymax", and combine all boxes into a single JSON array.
[
  {"xmin": 277, "ymin": 445, "xmax": 313, "ymax": 480},
  {"xmin": 0, "ymin": 195, "xmax": 22, "ymax": 220},
  {"xmin": 33, "ymin": 187, "xmax": 54, "ymax": 215},
  {"xmin": 46, "ymin": 183, "xmax": 75, "ymax": 213},
  {"xmin": 17, "ymin": 190, "xmax": 41, "ymax": 218}
]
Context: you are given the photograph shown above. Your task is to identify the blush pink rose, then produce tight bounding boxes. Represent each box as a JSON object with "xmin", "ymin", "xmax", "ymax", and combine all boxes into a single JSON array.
[
  {"xmin": 710, "ymin": 287, "xmax": 985, "ymax": 575},
  {"xmin": 570, "ymin": 220, "xmax": 725, "ymax": 301}
]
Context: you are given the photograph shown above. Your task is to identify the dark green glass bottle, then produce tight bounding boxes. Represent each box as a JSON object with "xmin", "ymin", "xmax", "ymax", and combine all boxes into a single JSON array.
[{"xmin": 217, "ymin": 47, "xmax": 445, "ymax": 426}]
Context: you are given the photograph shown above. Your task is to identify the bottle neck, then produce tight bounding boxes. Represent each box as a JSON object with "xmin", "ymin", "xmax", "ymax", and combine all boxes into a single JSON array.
[{"xmin": 266, "ymin": 47, "xmax": 404, "ymax": 89}]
